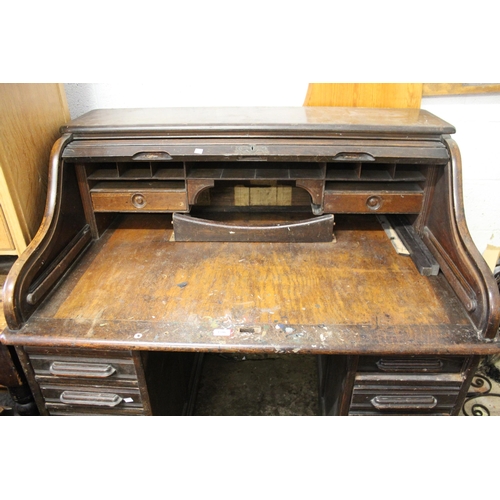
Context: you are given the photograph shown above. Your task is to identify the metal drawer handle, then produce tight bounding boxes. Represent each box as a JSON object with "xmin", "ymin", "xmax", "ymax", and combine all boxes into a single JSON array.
[
  {"xmin": 60, "ymin": 390, "xmax": 123, "ymax": 407},
  {"xmin": 376, "ymin": 358, "xmax": 444, "ymax": 372},
  {"xmin": 50, "ymin": 361, "xmax": 116, "ymax": 378},
  {"xmin": 371, "ymin": 395, "xmax": 438, "ymax": 410}
]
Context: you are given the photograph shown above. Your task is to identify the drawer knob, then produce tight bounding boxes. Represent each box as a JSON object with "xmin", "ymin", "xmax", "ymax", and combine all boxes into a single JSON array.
[
  {"xmin": 60, "ymin": 390, "xmax": 123, "ymax": 407},
  {"xmin": 50, "ymin": 361, "xmax": 117, "ymax": 378},
  {"xmin": 366, "ymin": 195, "xmax": 382, "ymax": 210},
  {"xmin": 371, "ymin": 395, "xmax": 438, "ymax": 410},
  {"xmin": 131, "ymin": 193, "xmax": 147, "ymax": 208}
]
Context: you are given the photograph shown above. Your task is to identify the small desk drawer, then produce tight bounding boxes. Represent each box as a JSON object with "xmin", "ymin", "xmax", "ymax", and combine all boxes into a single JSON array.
[
  {"xmin": 357, "ymin": 356, "xmax": 467, "ymax": 374},
  {"xmin": 91, "ymin": 189, "xmax": 187, "ymax": 212},
  {"xmin": 41, "ymin": 384, "xmax": 144, "ymax": 415},
  {"xmin": 349, "ymin": 392, "xmax": 459, "ymax": 415},
  {"xmin": 324, "ymin": 182, "xmax": 423, "ymax": 214},
  {"xmin": 28, "ymin": 352, "xmax": 139, "ymax": 385},
  {"xmin": 349, "ymin": 373, "xmax": 463, "ymax": 415}
]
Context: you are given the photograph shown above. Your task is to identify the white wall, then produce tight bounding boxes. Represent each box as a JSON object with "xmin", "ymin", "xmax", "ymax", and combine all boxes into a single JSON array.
[
  {"xmin": 64, "ymin": 84, "xmax": 500, "ymax": 255},
  {"xmin": 421, "ymin": 95, "xmax": 500, "ymax": 257},
  {"xmin": 63, "ymin": 83, "xmax": 310, "ymax": 118}
]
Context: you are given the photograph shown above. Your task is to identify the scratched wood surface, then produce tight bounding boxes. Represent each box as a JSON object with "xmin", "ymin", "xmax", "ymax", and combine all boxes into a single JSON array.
[{"xmin": 2, "ymin": 213, "xmax": 494, "ymax": 355}]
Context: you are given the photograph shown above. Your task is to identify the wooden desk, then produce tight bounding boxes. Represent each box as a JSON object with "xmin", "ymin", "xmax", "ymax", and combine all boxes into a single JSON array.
[{"xmin": 1, "ymin": 107, "xmax": 499, "ymax": 415}]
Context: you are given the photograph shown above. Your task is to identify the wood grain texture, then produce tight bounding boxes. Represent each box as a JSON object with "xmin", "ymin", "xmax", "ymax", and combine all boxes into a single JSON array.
[
  {"xmin": 172, "ymin": 213, "xmax": 334, "ymax": 242},
  {"xmin": 422, "ymin": 137, "xmax": 500, "ymax": 338},
  {"xmin": 61, "ymin": 106, "xmax": 454, "ymax": 137},
  {"xmin": 3, "ymin": 213, "xmax": 496, "ymax": 355},
  {"xmin": 0, "ymin": 345, "xmax": 23, "ymax": 387},
  {"xmin": 0, "ymin": 84, "xmax": 70, "ymax": 255},
  {"xmin": 2, "ymin": 134, "xmax": 90, "ymax": 329},
  {"xmin": 2, "ymin": 107, "xmax": 499, "ymax": 355},
  {"xmin": 303, "ymin": 84, "xmax": 423, "ymax": 108},
  {"xmin": 324, "ymin": 184, "xmax": 423, "ymax": 214},
  {"xmin": 0, "ymin": 205, "xmax": 15, "ymax": 251},
  {"xmin": 91, "ymin": 185, "xmax": 188, "ymax": 212}
]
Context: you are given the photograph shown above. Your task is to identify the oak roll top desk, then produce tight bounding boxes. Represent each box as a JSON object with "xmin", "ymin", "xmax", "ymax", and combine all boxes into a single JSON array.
[{"xmin": 1, "ymin": 107, "xmax": 499, "ymax": 415}]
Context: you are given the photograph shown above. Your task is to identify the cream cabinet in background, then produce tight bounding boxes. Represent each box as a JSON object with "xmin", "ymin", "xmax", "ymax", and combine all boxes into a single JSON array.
[{"xmin": 0, "ymin": 84, "xmax": 70, "ymax": 256}]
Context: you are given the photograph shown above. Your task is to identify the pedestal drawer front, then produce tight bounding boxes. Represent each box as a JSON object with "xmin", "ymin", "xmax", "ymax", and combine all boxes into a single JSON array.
[
  {"xmin": 356, "ymin": 356, "xmax": 467, "ymax": 373},
  {"xmin": 29, "ymin": 354, "xmax": 139, "ymax": 384},
  {"xmin": 41, "ymin": 384, "xmax": 144, "ymax": 415},
  {"xmin": 350, "ymin": 373, "xmax": 463, "ymax": 414},
  {"xmin": 46, "ymin": 405, "xmax": 147, "ymax": 416}
]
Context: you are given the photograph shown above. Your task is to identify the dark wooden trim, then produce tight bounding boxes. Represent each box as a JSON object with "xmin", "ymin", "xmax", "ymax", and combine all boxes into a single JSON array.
[
  {"xmin": 414, "ymin": 165, "xmax": 439, "ymax": 234},
  {"xmin": 451, "ymin": 355, "xmax": 481, "ymax": 415},
  {"xmin": 318, "ymin": 355, "xmax": 358, "ymax": 415},
  {"xmin": 3, "ymin": 134, "xmax": 92, "ymax": 329},
  {"xmin": 387, "ymin": 215, "xmax": 439, "ymax": 276},
  {"xmin": 26, "ymin": 225, "xmax": 92, "ymax": 305},
  {"xmin": 424, "ymin": 228, "xmax": 477, "ymax": 311},
  {"xmin": 60, "ymin": 107, "xmax": 457, "ymax": 138},
  {"xmin": 132, "ymin": 351, "xmax": 152, "ymax": 416},
  {"xmin": 172, "ymin": 213, "xmax": 334, "ymax": 242},
  {"xmin": 187, "ymin": 179, "xmax": 214, "ymax": 205},
  {"xmin": 295, "ymin": 179, "xmax": 325, "ymax": 207},
  {"xmin": 15, "ymin": 347, "xmax": 48, "ymax": 416},
  {"xmin": 422, "ymin": 137, "xmax": 500, "ymax": 338},
  {"xmin": 0, "ymin": 345, "xmax": 24, "ymax": 387}
]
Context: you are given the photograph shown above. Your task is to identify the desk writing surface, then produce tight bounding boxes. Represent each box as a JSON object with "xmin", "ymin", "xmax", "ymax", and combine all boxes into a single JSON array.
[{"xmin": 5, "ymin": 213, "xmax": 497, "ymax": 355}]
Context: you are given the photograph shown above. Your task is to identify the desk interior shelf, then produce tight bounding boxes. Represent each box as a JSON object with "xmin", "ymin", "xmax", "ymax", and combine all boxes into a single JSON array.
[{"xmin": 86, "ymin": 161, "xmax": 186, "ymax": 180}]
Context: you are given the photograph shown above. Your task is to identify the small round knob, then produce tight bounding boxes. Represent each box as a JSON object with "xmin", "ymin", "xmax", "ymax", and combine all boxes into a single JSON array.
[
  {"xmin": 131, "ymin": 193, "xmax": 147, "ymax": 208},
  {"xmin": 366, "ymin": 195, "xmax": 382, "ymax": 211}
]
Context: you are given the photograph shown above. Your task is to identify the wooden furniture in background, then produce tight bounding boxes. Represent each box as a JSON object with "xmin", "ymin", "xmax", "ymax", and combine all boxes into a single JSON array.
[
  {"xmin": 303, "ymin": 83, "xmax": 500, "ymax": 109},
  {"xmin": 423, "ymin": 83, "xmax": 500, "ymax": 96},
  {"xmin": 0, "ymin": 84, "xmax": 70, "ymax": 256},
  {"xmin": 0, "ymin": 83, "xmax": 68, "ymax": 414},
  {"xmin": 1, "ymin": 107, "xmax": 499, "ymax": 415},
  {"xmin": 304, "ymin": 83, "xmax": 423, "ymax": 108}
]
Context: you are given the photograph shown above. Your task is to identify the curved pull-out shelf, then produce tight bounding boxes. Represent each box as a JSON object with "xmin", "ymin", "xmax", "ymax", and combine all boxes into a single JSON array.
[{"xmin": 172, "ymin": 213, "xmax": 334, "ymax": 242}]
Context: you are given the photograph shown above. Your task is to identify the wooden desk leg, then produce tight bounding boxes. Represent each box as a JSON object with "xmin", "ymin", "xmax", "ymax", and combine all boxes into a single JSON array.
[
  {"xmin": 317, "ymin": 355, "xmax": 358, "ymax": 416},
  {"xmin": 0, "ymin": 345, "xmax": 38, "ymax": 415}
]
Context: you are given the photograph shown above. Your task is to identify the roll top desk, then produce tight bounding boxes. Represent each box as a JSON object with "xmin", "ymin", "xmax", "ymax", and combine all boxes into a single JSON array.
[{"xmin": 1, "ymin": 107, "xmax": 499, "ymax": 415}]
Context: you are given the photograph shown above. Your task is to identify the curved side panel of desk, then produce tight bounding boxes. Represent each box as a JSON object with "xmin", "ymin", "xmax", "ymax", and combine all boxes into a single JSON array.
[
  {"xmin": 3, "ymin": 134, "xmax": 92, "ymax": 329},
  {"xmin": 422, "ymin": 136, "xmax": 500, "ymax": 339}
]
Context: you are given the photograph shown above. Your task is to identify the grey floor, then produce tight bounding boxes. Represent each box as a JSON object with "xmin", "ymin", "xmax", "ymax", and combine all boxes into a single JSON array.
[{"xmin": 193, "ymin": 353, "xmax": 319, "ymax": 416}]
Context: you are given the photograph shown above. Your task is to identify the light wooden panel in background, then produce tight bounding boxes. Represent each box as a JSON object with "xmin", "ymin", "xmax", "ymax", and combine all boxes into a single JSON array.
[
  {"xmin": 0, "ymin": 84, "xmax": 70, "ymax": 255},
  {"xmin": 423, "ymin": 83, "xmax": 500, "ymax": 96},
  {"xmin": 303, "ymin": 83, "xmax": 423, "ymax": 108}
]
